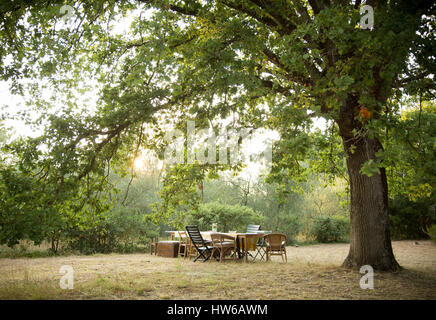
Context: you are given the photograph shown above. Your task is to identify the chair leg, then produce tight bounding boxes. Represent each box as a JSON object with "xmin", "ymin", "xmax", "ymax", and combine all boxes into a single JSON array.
[
  {"xmin": 184, "ymin": 245, "xmax": 189, "ymax": 259},
  {"xmin": 196, "ymin": 248, "xmax": 212, "ymax": 262},
  {"xmin": 192, "ymin": 246, "xmax": 199, "ymax": 259},
  {"xmin": 194, "ymin": 252, "xmax": 205, "ymax": 262},
  {"xmin": 194, "ymin": 248, "xmax": 207, "ymax": 262},
  {"xmin": 150, "ymin": 243, "xmax": 156, "ymax": 255},
  {"xmin": 223, "ymin": 248, "xmax": 229, "ymax": 262},
  {"xmin": 202, "ymin": 251, "xmax": 209, "ymax": 262},
  {"xmin": 204, "ymin": 248, "xmax": 213, "ymax": 262},
  {"xmin": 186, "ymin": 245, "xmax": 191, "ymax": 259},
  {"xmin": 211, "ymin": 248, "xmax": 217, "ymax": 262},
  {"xmin": 214, "ymin": 248, "xmax": 221, "ymax": 261},
  {"xmin": 190, "ymin": 246, "xmax": 196, "ymax": 259}
]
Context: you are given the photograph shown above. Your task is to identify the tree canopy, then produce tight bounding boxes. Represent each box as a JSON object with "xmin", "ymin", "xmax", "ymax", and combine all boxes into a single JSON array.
[{"xmin": 0, "ymin": 0, "xmax": 434, "ymax": 270}]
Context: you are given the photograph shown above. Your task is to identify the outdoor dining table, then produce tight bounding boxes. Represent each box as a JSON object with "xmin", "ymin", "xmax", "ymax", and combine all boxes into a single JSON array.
[
  {"xmin": 233, "ymin": 232, "xmax": 268, "ymax": 262},
  {"xmin": 165, "ymin": 230, "xmax": 185, "ymax": 240},
  {"xmin": 167, "ymin": 230, "xmax": 268, "ymax": 262}
]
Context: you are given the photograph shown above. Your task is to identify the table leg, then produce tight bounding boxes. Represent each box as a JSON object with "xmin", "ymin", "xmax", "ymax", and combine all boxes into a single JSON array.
[
  {"xmin": 237, "ymin": 240, "xmax": 242, "ymax": 259},
  {"xmin": 245, "ymin": 237, "xmax": 248, "ymax": 262}
]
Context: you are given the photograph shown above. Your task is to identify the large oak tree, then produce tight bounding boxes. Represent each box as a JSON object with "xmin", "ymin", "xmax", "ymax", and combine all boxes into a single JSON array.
[{"xmin": 0, "ymin": 0, "xmax": 434, "ymax": 270}]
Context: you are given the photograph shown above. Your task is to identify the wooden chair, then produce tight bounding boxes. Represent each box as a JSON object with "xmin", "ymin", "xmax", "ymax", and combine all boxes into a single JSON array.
[
  {"xmin": 186, "ymin": 237, "xmax": 199, "ymax": 259},
  {"xmin": 185, "ymin": 225, "xmax": 214, "ymax": 262},
  {"xmin": 210, "ymin": 233, "xmax": 237, "ymax": 262},
  {"xmin": 149, "ymin": 236, "xmax": 158, "ymax": 255},
  {"xmin": 179, "ymin": 235, "xmax": 196, "ymax": 259},
  {"xmin": 177, "ymin": 231, "xmax": 189, "ymax": 258},
  {"xmin": 264, "ymin": 233, "xmax": 287, "ymax": 262}
]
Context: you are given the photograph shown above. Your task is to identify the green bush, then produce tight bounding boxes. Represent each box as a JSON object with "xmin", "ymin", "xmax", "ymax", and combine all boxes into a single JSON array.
[
  {"xmin": 64, "ymin": 223, "xmax": 112, "ymax": 255},
  {"xmin": 0, "ymin": 245, "xmax": 57, "ymax": 259},
  {"xmin": 309, "ymin": 215, "xmax": 349, "ymax": 243},
  {"xmin": 185, "ymin": 202, "xmax": 263, "ymax": 232},
  {"xmin": 64, "ymin": 207, "xmax": 157, "ymax": 254},
  {"xmin": 389, "ymin": 196, "xmax": 436, "ymax": 240},
  {"xmin": 275, "ymin": 213, "xmax": 302, "ymax": 244},
  {"xmin": 424, "ymin": 225, "xmax": 436, "ymax": 243}
]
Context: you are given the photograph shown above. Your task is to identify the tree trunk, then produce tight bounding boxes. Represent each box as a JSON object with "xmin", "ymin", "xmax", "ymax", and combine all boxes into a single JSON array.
[{"xmin": 339, "ymin": 128, "xmax": 400, "ymax": 271}]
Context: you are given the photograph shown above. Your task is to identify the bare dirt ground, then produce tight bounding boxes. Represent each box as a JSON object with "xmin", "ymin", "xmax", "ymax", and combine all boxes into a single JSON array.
[{"xmin": 0, "ymin": 240, "xmax": 435, "ymax": 300}]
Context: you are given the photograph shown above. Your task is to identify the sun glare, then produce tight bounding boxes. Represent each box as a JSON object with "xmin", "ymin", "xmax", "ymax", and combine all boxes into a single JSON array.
[
  {"xmin": 132, "ymin": 151, "xmax": 164, "ymax": 172},
  {"xmin": 133, "ymin": 156, "xmax": 146, "ymax": 171}
]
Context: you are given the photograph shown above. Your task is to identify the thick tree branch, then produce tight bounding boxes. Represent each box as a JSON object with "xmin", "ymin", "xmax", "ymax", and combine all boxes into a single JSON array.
[
  {"xmin": 394, "ymin": 72, "xmax": 434, "ymax": 87},
  {"xmin": 219, "ymin": 0, "xmax": 294, "ymax": 35},
  {"xmin": 248, "ymin": 0, "xmax": 298, "ymax": 32},
  {"xmin": 262, "ymin": 48, "xmax": 313, "ymax": 87}
]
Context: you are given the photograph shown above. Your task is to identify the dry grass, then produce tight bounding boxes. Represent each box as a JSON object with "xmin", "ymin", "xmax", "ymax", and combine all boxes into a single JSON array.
[{"xmin": 0, "ymin": 240, "xmax": 435, "ymax": 300}]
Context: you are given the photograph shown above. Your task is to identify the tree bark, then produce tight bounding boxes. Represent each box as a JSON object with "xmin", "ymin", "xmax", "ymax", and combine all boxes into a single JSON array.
[{"xmin": 339, "ymin": 124, "xmax": 400, "ymax": 271}]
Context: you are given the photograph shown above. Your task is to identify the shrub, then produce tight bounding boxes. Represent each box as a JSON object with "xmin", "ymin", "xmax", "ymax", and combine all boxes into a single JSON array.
[
  {"xmin": 0, "ymin": 246, "xmax": 57, "ymax": 258},
  {"xmin": 64, "ymin": 222, "xmax": 112, "ymax": 255},
  {"xmin": 424, "ymin": 225, "xmax": 436, "ymax": 243},
  {"xmin": 64, "ymin": 207, "xmax": 158, "ymax": 254},
  {"xmin": 275, "ymin": 213, "xmax": 302, "ymax": 244},
  {"xmin": 388, "ymin": 196, "xmax": 436, "ymax": 240},
  {"xmin": 309, "ymin": 215, "xmax": 349, "ymax": 243},
  {"xmin": 185, "ymin": 202, "xmax": 263, "ymax": 232}
]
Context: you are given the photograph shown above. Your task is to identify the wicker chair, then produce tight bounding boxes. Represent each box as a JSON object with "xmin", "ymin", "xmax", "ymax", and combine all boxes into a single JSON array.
[
  {"xmin": 264, "ymin": 233, "xmax": 287, "ymax": 262},
  {"xmin": 185, "ymin": 225, "xmax": 214, "ymax": 262},
  {"xmin": 210, "ymin": 233, "xmax": 237, "ymax": 262}
]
